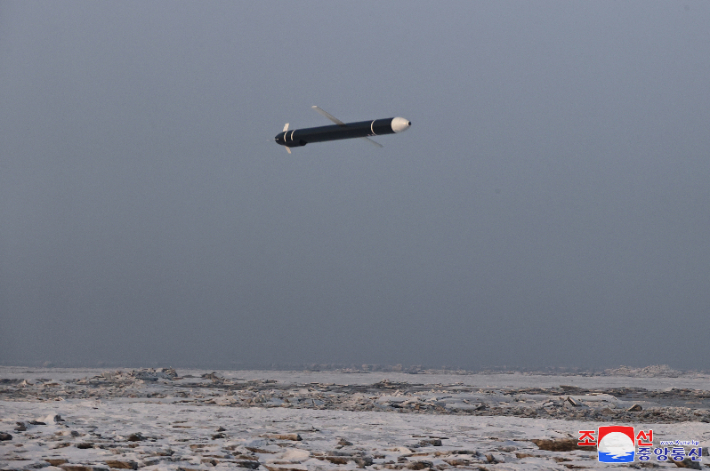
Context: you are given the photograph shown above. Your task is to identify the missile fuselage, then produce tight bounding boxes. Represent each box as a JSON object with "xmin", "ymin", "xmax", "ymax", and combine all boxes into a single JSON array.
[{"xmin": 275, "ymin": 117, "xmax": 410, "ymax": 149}]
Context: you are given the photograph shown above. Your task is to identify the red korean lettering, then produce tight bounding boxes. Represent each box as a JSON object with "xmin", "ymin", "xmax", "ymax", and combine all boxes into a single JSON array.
[{"xmin": 578, "ymin": 430, "xmax": 596, "ymax": 446}]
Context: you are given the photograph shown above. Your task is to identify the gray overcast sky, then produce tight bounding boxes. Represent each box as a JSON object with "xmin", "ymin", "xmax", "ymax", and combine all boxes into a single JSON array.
[{"xmin": 1, "ymin": 1, "xmax": 709, "ymax": 370}]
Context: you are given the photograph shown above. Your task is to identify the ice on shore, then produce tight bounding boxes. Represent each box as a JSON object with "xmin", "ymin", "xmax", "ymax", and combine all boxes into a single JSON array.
[{"xmin": 1, "ymin": 367, "xmax": 709, "ymax": 470}]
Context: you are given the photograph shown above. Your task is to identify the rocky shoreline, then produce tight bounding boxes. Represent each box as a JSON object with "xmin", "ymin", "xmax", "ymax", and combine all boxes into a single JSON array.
[
  {"xmin": 3, "ymin": 368, "xmax": 710, "ymax": 471},
  {"xmin": 2, "ymin": 368, "xmax": 709, "ymax": 424}
]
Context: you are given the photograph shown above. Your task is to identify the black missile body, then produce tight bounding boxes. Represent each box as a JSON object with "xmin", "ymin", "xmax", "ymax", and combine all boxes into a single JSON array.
[{"xmin": 275, "ymin": 107, "xmax": 411, "ymax": 152}]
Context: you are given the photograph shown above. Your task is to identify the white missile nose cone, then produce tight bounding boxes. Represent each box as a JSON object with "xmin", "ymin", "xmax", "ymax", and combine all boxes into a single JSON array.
[{"xmin": 391, "ymin": 117, "xmax": 411, "ymax": 133}]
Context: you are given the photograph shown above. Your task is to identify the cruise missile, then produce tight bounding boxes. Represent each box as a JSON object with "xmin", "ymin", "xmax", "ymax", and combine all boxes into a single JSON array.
[{"xmin": 275, "ymin": 106, "xmax": 411, "ymax": 153}]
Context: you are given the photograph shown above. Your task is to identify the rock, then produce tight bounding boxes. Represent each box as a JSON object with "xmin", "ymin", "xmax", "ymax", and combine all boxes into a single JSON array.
[
  {"xmin": 337, "ymin": 438, "xmax": 353, "ymax": 447},
  {"xmin": 126, "ymin": 433, "xmax": 144, "ymax": 442},
  {"xmin": 628, "ymin": 404, "xmax": 643, "ymax": 412},
  {"xmin": 211, "ymin": 433, "xmax": 226, "ymax": 440},
  {"xmin": 29, "ymin": 420, "xmax": 47, "ymax": 425},
  {"xmin": 152, "ymin": 448, "xmax": 174, "ymax": 456},
  {"xmin": 531, "ymin": 438, "xmax": 588, "ymax": 451},
  {"xmin": 158, "ymin": 367, "xmax": 178, "ymax": 379},
  {"xmin": 234, "ymin": 460, "xmax": 260, "ymax": 469},
  {"xmin": 0, "ymin": 432, "xmax": 12, "ymax": 441},
  {"xmin": 128, "ymin": 368, "xmax": 178, "ymax": 382},
  {"xmin": 246, "ymin": 446, "xmax": 278, "ymax": 454},
  {"xmin": 566, "ymin": 397, "xmax": 579, "ymax": 407},
  {"xmin": 418, "ymin": 439, "xmax": 442, "ymax": 447},
  {"xmin": 262, "ymin": 466, "xmax": 307, "ymax": 471},
  {"xmin": 264, "ymin": 433, "xmax": 302, "ymax": 441},
  {"xmin": 45, "ymin": 459, "xmax": 68, "ymax": 466},
  {"xmin": 76, "ymin": 443, "xmax": 94, "ymax": 449},
  {"xmin": 406, "ymin": 460, "xmax": 433, "ymax": 470},
  {"xmin": 104, "ymin": 460, "xmax": 138, "ymax": 470},
  {"xmin": 674, "ymin": 458, "xmax": 702, "ymax": 469},
  {"xmin": 216, "ymin": 426, "xmax": 226, "ymax": 432},
  {"xmin": 45, "ymin": 414, "xmax": 64, "ymax": 423},
  {"xmin": 15, "ymin": 422, "xmax": 27, "ymax": 431},
  {"xmin": 354, "ymin": 456, "xmax": 373, "ymax": 468},
  {"xmin": 444, "ymin": 458, "xmax": 472, "ymax": 466},
  {"xmin": 60, "ymin": 466, "xmax": 109, "ymax": 471}
]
